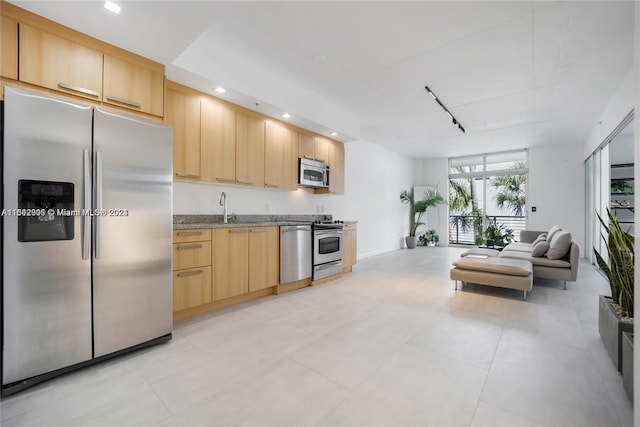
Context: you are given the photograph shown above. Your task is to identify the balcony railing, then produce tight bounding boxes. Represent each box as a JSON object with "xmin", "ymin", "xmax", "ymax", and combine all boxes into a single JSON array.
[{"xmin": 449, "ymin": 215, "xmax": 526, "ymax": 245}]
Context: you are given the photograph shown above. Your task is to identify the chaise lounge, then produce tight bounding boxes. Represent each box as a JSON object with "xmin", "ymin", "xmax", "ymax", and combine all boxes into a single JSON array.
[
  {"xmin": 498, "ymin": 226, "xmax": 580, "ymax": 289},
  {"xmin": 450, "ymin": 225, "xmax": 580, "ymax": 299}
]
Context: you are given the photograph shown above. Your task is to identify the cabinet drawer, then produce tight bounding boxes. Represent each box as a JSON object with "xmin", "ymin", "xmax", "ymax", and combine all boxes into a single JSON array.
[
  {"xmin": 173, "ymin": 241, "xmax": 211, "ymax": 270},
  {"xmin": 173, "ymin": 229, "xmax": 211, "ymax": 243},
  {"xmin": 173, "ymin": 266, "xmax": 212, "ymax": 311}
]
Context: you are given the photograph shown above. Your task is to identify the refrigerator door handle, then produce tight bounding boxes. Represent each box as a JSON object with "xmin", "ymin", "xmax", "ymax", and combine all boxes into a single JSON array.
[
  {"xmin": 82, "ymin": 149, "xmax": 91, "ymax": 260},
  {"xmin": 95, "ymin": 150, "xmax": 103, "ymax": 259}
]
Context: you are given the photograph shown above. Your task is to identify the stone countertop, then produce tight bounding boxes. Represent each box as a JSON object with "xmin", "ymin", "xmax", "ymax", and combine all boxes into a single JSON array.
[
  {"xmin": 174, "ymin": 214, "xmax": 322, "ymax": 230},
  {"xmin": 173, "ymin": 214, "xmax": 357, "ymax": 230},
  {"xmin": 173, "ymin": 221, "xmax": 313, "ymax": 230}
]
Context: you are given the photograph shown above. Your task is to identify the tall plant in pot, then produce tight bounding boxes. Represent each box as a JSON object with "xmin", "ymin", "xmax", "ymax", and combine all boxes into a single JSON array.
[
  {"xmin": 400, "ymin": 187, "xmax": 445, "ymax": 249},
  {"xmin": 594, "ymin": 209, "xmax": 634, "ymax": 372}
]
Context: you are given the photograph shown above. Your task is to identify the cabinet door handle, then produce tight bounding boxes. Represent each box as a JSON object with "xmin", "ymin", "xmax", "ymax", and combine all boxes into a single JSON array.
[
  {"xmin": 216, "ymin": 177, "xmax": 235, "ymax": 183},
  {"xmin": 177, "ymin": 231, "xmax": 203, "ymax": 237},
  {"xmin": 237, "ymin": 179, "xmax": 254, "ymax": 185},
  {"xmin": 58, "ymin": 82, "xmax": 99, "ymax": 98},
  {"xmin": 176, "ymin": 244, "xmax": 203, "ymax": 250},
  {"xmin": 106, "ymin": 95, "xmax": 141, "ymax": 108},
  {"xmin": 177, "ymin": 269, "xmax": 203, "ymax": 278},
  {"xmin": 229, "ymin": 229, "xmax": 248, "ymax": 234},
  {"xmin": 250, "ymin": 228, "xmax": 267, "ymax": 233},
  {"xmin": 176, "ymin": 173, "xmax": 200, "ymax": 178},
  {"xmin": 265, "ymin": 183, "xmax": 279, "ymax": 188}
]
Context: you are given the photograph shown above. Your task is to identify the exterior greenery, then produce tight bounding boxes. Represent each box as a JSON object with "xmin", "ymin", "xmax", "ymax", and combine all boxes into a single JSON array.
[
  {"xmin": 483, "ymin": 222, "xmax": 514, "ymax": 247},
  {"xmin": 491, "ymin": 162, "xmax": 527, "ymax": 216},
  {"xmin": 594, "ymin": 209, "xmax": 635, "ymax": 317},
  {"xmin": 449, "ymin": 162, "xmax": 526, "ymax": 245},
  {"xmin": 400, "ymin": 188, "xmax": 445, "ymax": 237}
]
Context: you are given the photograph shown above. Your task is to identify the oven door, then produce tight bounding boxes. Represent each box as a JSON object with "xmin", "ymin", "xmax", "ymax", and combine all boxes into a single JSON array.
[{"xmin": 313, "ymin": 229, "xmax": 343, "ymax": 265}]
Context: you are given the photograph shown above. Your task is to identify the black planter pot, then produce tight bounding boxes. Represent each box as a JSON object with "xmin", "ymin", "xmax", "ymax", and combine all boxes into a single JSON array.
[
  {"xmin": 598, "ymin": 295, "xmax": 634, "ymax": 372},
  {"xmin": 622, "ymin": 332, "xmax": 633, "ymax": 401}
]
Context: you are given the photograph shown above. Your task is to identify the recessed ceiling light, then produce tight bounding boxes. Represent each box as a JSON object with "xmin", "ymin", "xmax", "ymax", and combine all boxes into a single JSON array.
[
  {"xmin": 215, "ymin": 86, "xmax": 226, "ymax": 94},
  {"xmin": 104, "ymin": 1, "xmax": 121, "ymax": 14},
  {"xmin": 330, "ymin": 132, "xmax": 338, "ymax": 136},
  {"xmin": 282, "ymin": 113, "xmax": 291, "ymax": 119}
]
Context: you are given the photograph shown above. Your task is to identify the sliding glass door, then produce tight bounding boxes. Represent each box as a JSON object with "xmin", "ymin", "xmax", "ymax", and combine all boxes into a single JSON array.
[{"xmin": 585, "ymin": 112, "xmax": 634, "ymax": 265}]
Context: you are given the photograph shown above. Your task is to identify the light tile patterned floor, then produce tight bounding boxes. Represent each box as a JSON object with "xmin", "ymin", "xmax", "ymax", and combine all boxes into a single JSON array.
[{"xmin": 1, "ymin": 247, "xmax": 633, "ymax": 426}]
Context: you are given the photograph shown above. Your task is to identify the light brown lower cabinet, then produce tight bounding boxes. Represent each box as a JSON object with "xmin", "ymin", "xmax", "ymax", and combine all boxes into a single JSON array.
[
  {"xmin": 172, "ymin": 229, "xmax": 213, "ymax": 313},
  {"xmin": 248, "ymin": 227, "xmax": 279, "ymax": 292},
  {"xmin": 172, "ymin": 226, "xmax": 279, "ymax": 318},
  {"xmin": 173, "ymin": 266, "xmax": 212, "ymax": 311},
  {"xmin": 213, "ymin": 228, "xmax": 249, "ymax": 300},
  {"xmin": 342, "ymin": 223, "xmax": 357, "ymax": 273}
]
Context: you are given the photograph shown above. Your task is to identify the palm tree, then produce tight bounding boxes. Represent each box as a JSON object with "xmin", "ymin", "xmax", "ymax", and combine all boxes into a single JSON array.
[
  {"xmin": 400, "ymin": 187, "xmax": 446, "ymax": 237},
  {"xmin": 449, "ymin": 166, "xmax": 482, "ymax": 243},
  {"xmin": 492, "ymin": 162, "xmax": 526, "ymax": 216}
]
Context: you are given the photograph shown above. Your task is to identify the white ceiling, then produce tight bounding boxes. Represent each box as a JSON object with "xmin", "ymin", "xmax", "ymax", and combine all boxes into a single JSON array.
[{"xmin": 10, "ymin": 1, "xmax": 635, "ymax": 159}]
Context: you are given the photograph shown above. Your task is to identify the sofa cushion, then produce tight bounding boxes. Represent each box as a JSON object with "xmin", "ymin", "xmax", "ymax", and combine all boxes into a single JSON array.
[
  {"xmin": 547, "ymin": 231, "xmax": 572, "ymax": 260},
  {"xmin": 499, "ymin": 249, "xmax": 571, "ymax": 268},
  {"xmin": 531, "ymin": 240, "xmax": 550, "ymax": 257},
  {"xmin": 503, "ymin": 242, "xmax": 533, "ymax": 253},
  {"xmin": 453, "ymin": 257, "xmax": 532, "ymax": 276},
  {"xmin": 532, "ymin": 233, "xmax": 547, "ymax": 246},
  {"xmin": 546, "ymin": 225, "xmax": 562, "ymax": 243}
]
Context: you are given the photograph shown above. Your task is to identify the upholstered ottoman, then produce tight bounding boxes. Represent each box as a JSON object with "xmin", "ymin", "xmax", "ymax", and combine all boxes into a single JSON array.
[{"xmin": 450, "ymin": 257, "xmax": 533, "ymax": 300}]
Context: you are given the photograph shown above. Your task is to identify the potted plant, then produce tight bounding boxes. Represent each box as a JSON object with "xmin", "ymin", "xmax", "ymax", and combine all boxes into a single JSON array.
[
  {"xmin": 424, "ymin": 229, "xmax": 439, "ymax": 246},
  {"xmin": 400, "ymin": 188, "xmax": 445, "ymax": 249},
  {"xmin": 594, "ymin": 209, "xmax": 634, "ymax": 373},
  {"xmin": 482, "ymin": 222, "xmax": 514, "ymax": 248}
]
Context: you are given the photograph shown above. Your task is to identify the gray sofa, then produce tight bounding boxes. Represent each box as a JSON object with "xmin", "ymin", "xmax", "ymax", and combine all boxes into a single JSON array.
[{"xmin": 497, "ymin": 228, "xmax": 580, "ymax": 289}]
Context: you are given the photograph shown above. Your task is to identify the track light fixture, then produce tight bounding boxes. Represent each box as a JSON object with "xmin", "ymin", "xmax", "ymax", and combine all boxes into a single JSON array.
[{"xmin": 424, "ymin": 86, "xmax": 465, "ymax": 134}]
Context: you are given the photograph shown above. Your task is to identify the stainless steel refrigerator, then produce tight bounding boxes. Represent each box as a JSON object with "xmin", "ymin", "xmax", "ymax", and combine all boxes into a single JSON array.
[{"xmin": 1, "ymin": 87, "xmax": 173, "ymax": 394}]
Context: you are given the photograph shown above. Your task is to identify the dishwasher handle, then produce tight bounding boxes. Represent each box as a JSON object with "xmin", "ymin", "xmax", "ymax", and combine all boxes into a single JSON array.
[{"xmin": 280, "ymin": 225, "xmax": 311, "ymax": 233}]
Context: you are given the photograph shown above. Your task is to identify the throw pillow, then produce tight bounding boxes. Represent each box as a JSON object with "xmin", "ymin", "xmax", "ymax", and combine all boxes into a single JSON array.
[
  {"xmin": 547, "ymin": 231, "xmax": 572, "ymax": 260},
  {"xmin": 547, "ymin": 225, "xmax": 562, "ymax": 243},
  {"xmin": 532, "ymin": 233, "xmax": 547, "ymax": 246},
  {"xmin": 531, "ymin": 240, "xmax": 550, "ymax": 257}
]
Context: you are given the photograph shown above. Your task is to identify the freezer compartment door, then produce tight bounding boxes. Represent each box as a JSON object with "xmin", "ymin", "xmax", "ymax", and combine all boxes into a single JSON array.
[
  {"xmin": 92, "ymin": 107, "xmax": 173, "ymax": 357},
  {"xmin": 2, "ymin": 87, "xmax": 93, "ymax": 385}
]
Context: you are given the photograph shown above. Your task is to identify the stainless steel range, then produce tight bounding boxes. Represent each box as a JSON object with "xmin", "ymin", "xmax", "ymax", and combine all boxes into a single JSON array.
[{"xmin": 312, "ymin": 220, "xmax": 343, "ymax": 280}]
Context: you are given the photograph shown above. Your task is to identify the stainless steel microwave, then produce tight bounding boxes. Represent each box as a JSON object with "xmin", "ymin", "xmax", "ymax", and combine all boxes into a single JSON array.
[{"xmin": 298, "ymin": 157, "xmax": 329, "ymax": 188}]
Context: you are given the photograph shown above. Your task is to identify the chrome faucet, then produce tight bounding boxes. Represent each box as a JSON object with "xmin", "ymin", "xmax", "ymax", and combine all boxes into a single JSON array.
[{"xmin": 219, "ymin": 192, "xmax": 228, "ymax": 224}]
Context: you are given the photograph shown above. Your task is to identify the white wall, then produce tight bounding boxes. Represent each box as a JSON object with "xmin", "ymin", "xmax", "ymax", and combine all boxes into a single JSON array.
[
  {"xmin": 173, "ymin": 140, "xmax": 414, "ymax": 259},
  {"xmin": 584, "ymin": 66, "xmax": 637, "ymax": 159},
  {"xmin": 413, "ymin": 158, "xmax": 450, "ymax": 246},
  {"xmin": 527, "ymin": 142, "xmax": 585, "ymax": 250},
  {"xmin": 414, "ymin": 143, "xmax": 586, "ymax": 250}
]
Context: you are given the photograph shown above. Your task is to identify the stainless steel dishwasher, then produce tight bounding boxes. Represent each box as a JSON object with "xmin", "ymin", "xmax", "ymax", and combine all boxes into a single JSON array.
[{"xmin": 280, "ymin": 225, "xmax": 312, "ymax": 284}]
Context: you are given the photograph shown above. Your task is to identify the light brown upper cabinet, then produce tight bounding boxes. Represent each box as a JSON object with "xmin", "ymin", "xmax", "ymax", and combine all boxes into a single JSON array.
[
  {"xmin": 313, "ymin": 136, "xmax": 330, "ymax": 164},
  {"xmin": 298, "ymin": 133, "xmax": 329, "ymax": 163},
  {"xmin": 236, "ymin": 112, "xmax": 266, "ymax": 188},
  {"xmin": 328, "ymin": 140, "xmax": 345, "ymax": 195},
  {"xmin": 103, "ymin": 54, "xmax": 164, "ymax": 116},
  {"xmin": 265, "ymin": 121, "xmax": 298, "ymax": 191},
  {"xmin": 166, "ymin": 82, "xmax": 201, "ymax": 181},
  {"xmin": 1, "ymin": 16, "xmax": 18, "ymax": 80},
  {"xmin": 19, "ymin": 24, "xmax": 103, "ymax": 101},
  {"xmin": 298, "ymin": 133, "xmax": 315, "ymax": 160},
  {"xmin": 201, "ymin": 99, "xmax": 236, "ymax": 184},
  {"xmin": 248, "ymin": 227, "xmax": 279, "ymax": 292}
]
